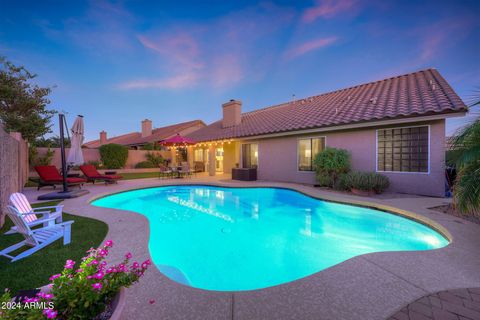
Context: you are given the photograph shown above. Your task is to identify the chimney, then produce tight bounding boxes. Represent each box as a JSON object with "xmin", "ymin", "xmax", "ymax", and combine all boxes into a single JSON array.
[
  {"xmin": 141, "ymin": 119, "xmax": 152, "ymax": 137},
  {"xmin": 100, "ymin": 131, "xmax": 107, "ymax": 144},
  {"xmin": 222, "ymin": 99, "xmax": 242, "ymax": 128}
]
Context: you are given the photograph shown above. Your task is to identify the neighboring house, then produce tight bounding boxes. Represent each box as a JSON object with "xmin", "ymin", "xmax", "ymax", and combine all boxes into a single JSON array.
[
  {"xmin": 186, "ymin": 69, "xmax": 467, "ymax": 197},
  {"xmin": 83, "ymin": 119, "xmax": 206, "ymax": 149}
]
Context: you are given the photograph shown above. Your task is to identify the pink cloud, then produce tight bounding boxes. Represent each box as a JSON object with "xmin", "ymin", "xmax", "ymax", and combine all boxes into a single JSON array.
[
  {"xmin": 302, "ymin": 0, "xmax": 357, "ymax": 23},
  {"xmin": 118, "ymin": 73, "xmax": 200, "ymax": 90},
  {"xmin": 285, "ymin": 37, "xmax": 338, "ymax": 59}
]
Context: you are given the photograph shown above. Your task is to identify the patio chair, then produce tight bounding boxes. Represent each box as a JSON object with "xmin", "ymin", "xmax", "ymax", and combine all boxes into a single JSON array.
[
  {"xmin": 179, "ymin": 162, "xmax": 194, "ymax": 178},
  {"xmin": 159, "ymin": 164, "xmax": 173, "ymax": 179},
  {"xmin": 34, "ymin": 166, "xmax": 87, "ymax": 190},
  {"xmin": 0, "ymin": 206, "xmax": 74, "ymax": 262},
  {"xmin": 5, "ymin": 192, "xmax": 63, "ymax": 235},
  {"xmin": 79, "ymin": 165, "xmax": 123, "ymax": 184}
]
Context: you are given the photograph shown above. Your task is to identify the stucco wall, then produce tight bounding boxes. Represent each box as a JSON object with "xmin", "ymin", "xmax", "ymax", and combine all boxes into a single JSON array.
[
  {"xmin": 251, "ymin": 120, "xmax": 445, "ymax": 197},
  {"xmin": 35, "ymin": 148, "xmax": 171, "ymax": 169},
  {"xmin": 0, "ymin": 127, "xmax": 28, "ymax": 226}
]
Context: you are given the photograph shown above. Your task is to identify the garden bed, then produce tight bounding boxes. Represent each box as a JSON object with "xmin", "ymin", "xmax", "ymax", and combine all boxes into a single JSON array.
[{"xmin": 429, "ymin": 204, "xmax": 480, "ymax": 225}]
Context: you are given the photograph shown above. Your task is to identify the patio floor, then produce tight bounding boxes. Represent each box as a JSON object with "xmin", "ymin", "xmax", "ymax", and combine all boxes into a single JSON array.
[{"xmin": 21, "ymin": 175, "xmax": 480, "ymax": 320}]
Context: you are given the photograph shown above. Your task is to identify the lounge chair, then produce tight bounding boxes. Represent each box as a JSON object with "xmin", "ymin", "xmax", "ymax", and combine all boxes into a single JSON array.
[
  {"xmin": 34, "ymin": 166, "xmax": 87, "ymax": 190},
  {"xmin": 159, "ymin": 164, "xmax": 173, "ymax": 179},
  {"xmin": 5, "ymin": 192, "xmax": 63, "ymax": 235},
  {"xmin": 179, "ymin": 162, "xmax": 194, "ymax": 178},
  {"xmin": 79, "ymin": 165, "xmax": 122, "ymax": 184},
  {"xmin": 0, "ymin": 206, "xmax": 74, "ymax": 262}
]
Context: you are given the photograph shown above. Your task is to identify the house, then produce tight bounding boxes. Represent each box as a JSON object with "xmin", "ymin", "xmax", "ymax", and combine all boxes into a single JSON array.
[
  {"xmin": 83, "ymin": 119, "xmax": 206, "ymax": 149},
  {"xmin": 186, "ymin": 69, "xmax": 467, "ymax": 197}
]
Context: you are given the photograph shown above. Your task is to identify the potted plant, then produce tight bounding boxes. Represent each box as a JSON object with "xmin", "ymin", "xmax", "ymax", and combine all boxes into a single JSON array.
[{"xmin": 0, "ymin": 240, "xmax": 150, "ymax": 319}]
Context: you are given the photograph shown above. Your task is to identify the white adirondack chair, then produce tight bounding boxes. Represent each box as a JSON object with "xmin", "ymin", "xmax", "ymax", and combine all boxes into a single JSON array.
[
  {"xmin": 5, "ymin": 192, "xmax": 63, "ymax": 235},
  {"xmin": 0, "ymin": 206, "xmax": 74, "ymax": 262}
]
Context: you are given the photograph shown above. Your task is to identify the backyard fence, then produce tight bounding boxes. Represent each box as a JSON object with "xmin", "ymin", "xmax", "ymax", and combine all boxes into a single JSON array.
[
  {"xmin": 34, "ymin": 148, "xmax": 171, "ymax": 170},
  {"xmin": 0, "ymin": 125, "xmax": 28, "ymax": 227}
]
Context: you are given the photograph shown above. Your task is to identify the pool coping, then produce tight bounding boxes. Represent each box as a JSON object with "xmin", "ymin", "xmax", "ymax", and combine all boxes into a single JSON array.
[{"xmin": 25, "ymin": 178, "xmax": 480, "ymax": 320}]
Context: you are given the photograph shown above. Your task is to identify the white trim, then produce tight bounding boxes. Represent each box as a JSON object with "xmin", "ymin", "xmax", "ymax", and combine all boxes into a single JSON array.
[
  {"xmin": 375, "ymin": 124, "xmax": 430, "ymax": 175},
  {"xmin": 232, "ymin": 112, "xmax": 465, "ymax": 141},
  {"xmin": 296, "ymin": 136, "xmax": 327, "ymax": 173}
]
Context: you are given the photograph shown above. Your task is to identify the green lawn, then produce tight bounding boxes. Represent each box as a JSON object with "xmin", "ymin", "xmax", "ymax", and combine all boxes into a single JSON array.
[
  {"xmin": 25, "ymin": 171, "xmax": 161, "ymax": 187},
  {"xmin": 0, "ymin": 201, "xmax": 108, "ymax": 294}
]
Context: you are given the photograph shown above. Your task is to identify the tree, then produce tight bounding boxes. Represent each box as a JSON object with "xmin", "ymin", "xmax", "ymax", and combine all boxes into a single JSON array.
[
  {"xmin": 0, "ymin": 56, "xmax": 56, "ymax": 141},
  {"xmin": 449, "ymin": 94, "xmax": 480, "ymax": 215},
  {"xmin": 33, "ymin": 135, "xmax": 71, "ymax": 148}
]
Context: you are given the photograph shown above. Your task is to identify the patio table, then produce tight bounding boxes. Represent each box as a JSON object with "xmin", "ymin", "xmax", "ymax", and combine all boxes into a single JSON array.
[{"xmin": 170, "ymin": 166, "xmax": 183, "ymax": 179}]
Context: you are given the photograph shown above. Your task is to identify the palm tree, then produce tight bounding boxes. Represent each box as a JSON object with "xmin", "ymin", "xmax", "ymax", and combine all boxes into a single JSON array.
[{"xmin": 450, "ymin": 92, "xmax": 480, "ymax": 215}]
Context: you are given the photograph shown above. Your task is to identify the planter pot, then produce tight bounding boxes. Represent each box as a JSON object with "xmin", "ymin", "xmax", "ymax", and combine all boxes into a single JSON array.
[
  {"xmin": 38, "ymin": 286, "xmax": 126, "ymax": 320},
  {"xmin": 351, "ymin": 188, "xmax": 375, "ymax": 197},
  {"xmin": 109, "ymin": 287, "xmax": 126, "ymax": 320}
]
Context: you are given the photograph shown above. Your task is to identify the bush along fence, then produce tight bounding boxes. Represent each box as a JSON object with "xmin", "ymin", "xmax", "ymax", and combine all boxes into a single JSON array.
[{"xmin": 34, "ymin": 146, "xmax": 171, "ymax": 170}]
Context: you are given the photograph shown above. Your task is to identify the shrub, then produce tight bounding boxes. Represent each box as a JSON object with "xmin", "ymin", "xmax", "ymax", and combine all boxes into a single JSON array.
[
  {"xmin": 0, "ymin": 240, "xmax": 150, "ymax": 320},
  {"xmin": 145, "ymin": 152, "xmax": 164, "ymax": 167},
  {"xmin": 343, "ymin": 171, "xmax": 390, "ymax": 193},
  {"xmin": 99, "ymin": 144, "xmax": 128, "ymax": 169},
  {"xmin": 313, "ymin": 147, "xmax": 351, "ymax": 188},
  {"xmin": 29, "ymin": 146, "xmax": 54, "ymax": 167},
  {"xmin": 135, "ymin": 161, "xmax": 156, "ymax": 168},
  {"xmin": 140, "ymin": 142, "xmax": 162, "ymax": 150}
]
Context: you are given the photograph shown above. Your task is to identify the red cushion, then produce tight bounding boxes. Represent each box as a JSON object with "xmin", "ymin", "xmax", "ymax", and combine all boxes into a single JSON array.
[
  {"xmin": 101, "ymin": 175, "xmax": 122, "ymax": 180},
  {"xmin": 35, "ymin": 166, "xmax": 62, "ymax": 181},
  {"xmin": 79, "ymin": 165, "xmax": 101, "ymax": 178},
  {"xmin": 66, "ymin": 177, "xmax": 87, "ymax": 184}
]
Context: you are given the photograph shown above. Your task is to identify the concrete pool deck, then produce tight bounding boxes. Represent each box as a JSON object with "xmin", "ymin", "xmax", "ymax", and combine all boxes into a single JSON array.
[{"xmin": 23, "ymin": 176, "xmax": 480, "ymax": 320}]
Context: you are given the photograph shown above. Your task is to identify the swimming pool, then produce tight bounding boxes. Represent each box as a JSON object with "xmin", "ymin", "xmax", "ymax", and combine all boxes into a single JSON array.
[{"xmin": 92, "ymin": 185, "xmax": 448, "ymax": 291}]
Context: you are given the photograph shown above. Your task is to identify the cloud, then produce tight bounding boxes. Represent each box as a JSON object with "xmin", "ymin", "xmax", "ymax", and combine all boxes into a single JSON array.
[
  {"xmin": 117, "ymin": 73, "xmax": 200, "ymax": 89},
  {"xmin": 284, "ymin": 37, "xmax": 338, "ymax": 59},
  {"xmin": 119, "ymin": 2, "xmax": 295, "ymax": 90},
  {"xmin": 302, "ymin": 0, "xmax": 357, "ymax": 23}
]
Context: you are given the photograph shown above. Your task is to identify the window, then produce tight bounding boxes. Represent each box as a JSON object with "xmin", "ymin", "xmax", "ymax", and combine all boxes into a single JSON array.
[
  {"xmin": 242, "ymin": 143, "xmax": 258, "ymax": 168},
  {"xmin": 298, "ymin": 137, "xmax": 326, "ymax": 171},
  {"xmin": 194, "ymin": 149, "xmax": 204, "ymax": 162},
  {"xmin": 377, "ymin": 126, "xmax": 429, "ymax": 173}
]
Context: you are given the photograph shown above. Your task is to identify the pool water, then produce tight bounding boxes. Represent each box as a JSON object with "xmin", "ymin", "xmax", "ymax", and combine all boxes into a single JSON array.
[{"xmin": 92, "ymin": 185, "xmax": 448, "ymax": 291}]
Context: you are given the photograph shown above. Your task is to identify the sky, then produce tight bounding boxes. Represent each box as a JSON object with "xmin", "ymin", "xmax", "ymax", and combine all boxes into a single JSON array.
[{"xmin": 1, "ymin": 0, "xmax": 479, "ymax": 142}]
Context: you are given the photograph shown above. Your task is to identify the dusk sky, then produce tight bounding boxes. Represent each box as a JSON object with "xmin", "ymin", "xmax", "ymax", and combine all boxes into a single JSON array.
[{"xmin": 1, "ymin": 0, "xmax": 479, "ymax": 141}]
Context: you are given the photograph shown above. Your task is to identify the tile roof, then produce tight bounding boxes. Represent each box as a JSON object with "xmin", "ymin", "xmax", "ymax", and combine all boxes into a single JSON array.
[
  {"xmin": 83, "ymin": 120, "xmax": 205, "ymax": 148},
  {"xmin": 187, "ymin": 69, "xmax": 467, "ymax": 142}
]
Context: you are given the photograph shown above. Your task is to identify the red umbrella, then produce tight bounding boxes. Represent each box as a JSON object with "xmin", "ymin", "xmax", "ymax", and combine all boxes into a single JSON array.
[{"xmin": 161, "ymin": 134, "xmax": 196, "ymax": 147}]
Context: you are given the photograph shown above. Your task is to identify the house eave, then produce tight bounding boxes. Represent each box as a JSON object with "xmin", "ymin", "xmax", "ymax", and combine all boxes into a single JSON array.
[{"xmin": 193, "ymin": 111, "xmax": 467, "ymax": 143}]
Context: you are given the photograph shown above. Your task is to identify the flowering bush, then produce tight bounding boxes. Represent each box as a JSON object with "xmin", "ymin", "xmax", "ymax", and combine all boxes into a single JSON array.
[{"xmin": 0, "ymin": 240, "xmax": 150, "ymax": 319}]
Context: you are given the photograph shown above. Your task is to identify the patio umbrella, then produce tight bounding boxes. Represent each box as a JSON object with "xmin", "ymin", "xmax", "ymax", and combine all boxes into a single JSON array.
[
  {"xmin": 67, "ymin": 115, "xmax": 85, "ymax": 165},
  {"xmin": 161, "ymin": 133, "xmax": 196, "ymax": 147}
]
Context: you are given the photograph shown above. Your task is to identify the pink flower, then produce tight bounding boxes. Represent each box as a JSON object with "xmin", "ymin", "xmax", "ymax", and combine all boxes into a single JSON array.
[
  {"xmin": 149, "ymin": 299, "xmax": 155, "ymax": 304},
  {"xmin": 132, "ymin": 262, "xmax": 139, "ymax": 269},
  {"xmin": 106, "ymin": 267, "xmax": 114, "ymax": 274},
  {"xmin": 98, "ymin": 249, "xmax": 108, "ymax": 257},
  {"xmin": 43, "ymin": 309, "xmax": 58, "ymax": 319},
  {"xmin": 104, "ymin": 240, "xmax": 113, "ymax": 248},
  {"xmin": 87, "ymin": 259, "xmax": 99, "ymax": 266},
  {"xmin": 76, "ymin": 268, "xmax": 83, "ymax": 273},
  {"xmin": 92, "ymin": 283, "xmax": 103, "ymax": 291},
  {"xmin": 49, "ymin": 274, "xmax": 61, "ymax": 281},
  {"xmin": 94, "ymin": 271, "xmax": 105, "ymax": 279},
  {"xmin": 64, "ymin": 259, "xmax": 75, "ymax": 269},
  {"xmin": 44, "ymin": 293, "xmax": 54, "ymax": 300},
  {"xmin": 142, "ymin": 259, "xmax": 151, "ymax": 269},
  {"xmin": 125, "ymin": 252, "xmax": 132, "ymax": 260}
]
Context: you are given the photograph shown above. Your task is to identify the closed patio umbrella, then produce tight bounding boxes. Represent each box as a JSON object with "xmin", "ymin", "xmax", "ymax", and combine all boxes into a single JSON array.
[{"xmin": 67, "ymin": 115, "xmax": 85, "ymax": 166}]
